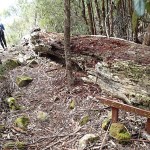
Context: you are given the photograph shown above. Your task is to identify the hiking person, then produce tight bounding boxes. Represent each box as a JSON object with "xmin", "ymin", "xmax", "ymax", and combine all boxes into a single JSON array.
[{"xmin": 0, "ymin": 23, "xmax": 7, "ymax": 50}]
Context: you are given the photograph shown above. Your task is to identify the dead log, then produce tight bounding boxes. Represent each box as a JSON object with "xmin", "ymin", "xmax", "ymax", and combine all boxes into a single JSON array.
[{"xmin": 29, "ymin": 30, "xmax": 150, "ymax": 109}]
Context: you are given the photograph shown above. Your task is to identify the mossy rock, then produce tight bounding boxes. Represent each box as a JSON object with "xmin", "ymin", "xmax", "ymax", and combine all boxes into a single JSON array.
[
  {"xmin": 3, "ymin": 141, "xmax": 27, "ymax": 150},
  {"xmin": 16, "ymin": 75, "xmax": 33, "ymax": 87},
  {"xmin": 109, "ymin": 123, "xmax": 131, "ymax": 142},
  {"xmin": 79, "ymin": 115, "xmax": 90, "ymax": 126},
  {"xmin": 78, "ymin": 134, "xmax": 99, "ymax": 150},
  {"xmin": 69, "ymin": 100, "xmax": 75, "ymax": 109},
  {"xmin": 37, "ymin": 111, "xmax": 49, "ymax": 121},
  {"xmin": 6, "ymin": 97, "xmax": 20, "ymax": 111},
  {"xmin": 0, "ymin": 64, "xmax": 6, "ymax": 75},
  {"xmin": 28, "ymin": 60, "xmax": 38, "ymax": 68},
  {"xmin": 3, "ymin": 59, "xmax": 20, "ymax": 70},
  {"xmin": 102, "ymin": 118, "xmax": 111, "ymax": 130},
  {"xmin": 15, "ymin": 116, "xmax": 30, "ymax": 130}
]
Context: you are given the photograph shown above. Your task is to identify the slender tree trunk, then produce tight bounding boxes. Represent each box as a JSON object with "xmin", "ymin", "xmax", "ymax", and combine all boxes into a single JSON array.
[
  {"xmin": 94, "ymin": 0, "xmax": 102, "ymax": 34},
  {"xmin": 81, "ymin": 0, "xmax": 90, "ymax": 33},
  {"xmin": 90, "ymin": 0, "xmax": 96, "ymax": 34},
  {"xmin": 64, "ymin": 0, "xmax": 73, "ymax": 87},
  {"xmin": 102, "ymin": 0, "xmax": 105, "ymax": 34},
  {"xmin": 110, "ymin": 0, "xmax": 114, "ymax": 36},
  {"xmin": 106, "ymin": 0, "xmax": 110, "ymax": 36},
  {"xmin": 87, "ymin": 0, "xmax": 95, "ymax": 35},
  {"xmin": 128, "ymin": 0, "xmax": 133, "ymax": 40}
]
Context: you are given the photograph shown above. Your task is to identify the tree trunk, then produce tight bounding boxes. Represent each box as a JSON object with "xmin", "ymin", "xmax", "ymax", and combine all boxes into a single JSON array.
[
  {"xmin": 94, "ymin": 0, "xmax": 102, "ymax": 34},
  {"xmin": 102, "ymin": 0, "xmax": 106, "ymax": 34},
  {"xmin": 87, "ymin": 0, "xmax": 95, "ymax": 35},
  {"xmin": 81, "ymin": 0, "xmax": 90, "ymax": 33},
  {"xmin": 64, "ymin": 0, "xmax": 74, "ymax": 87},
  {"xmin": 109, "ymin": 0, "xmax": 114, "ymax": 36},
  {"xmin": 90, "ymin": 0, "xmax": 97, "ymax": 35}
]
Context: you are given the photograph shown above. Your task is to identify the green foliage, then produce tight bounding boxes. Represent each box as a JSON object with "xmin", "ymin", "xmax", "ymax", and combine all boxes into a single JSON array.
[{"xmin": 133, "ymin": 0, "xmax": 145, "ymax": 16}]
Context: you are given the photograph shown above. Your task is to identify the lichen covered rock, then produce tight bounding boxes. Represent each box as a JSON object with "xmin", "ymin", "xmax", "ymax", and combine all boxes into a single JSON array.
[
  {"xmin": 69, "ymin": 99, "xmax": 75, "ymax": 109},
  {"xmin": 3, "ymin": 59, "xmax": 20, "ymax": 70},
  {"xmin": 37, "ymin": 111, "xmax": 49, "ymax": 121},
  {"xmin": 78, "ymin": 134, "xmax": 99, "ymax": 150},
  {"xmin": 6, "ymin": 97, "xmax": 20, "ymax": 111},
  {"xmin": 28, "ymin": 59, "xmax": 38, "ymax": 68},
  {"xmin": 16, "ymin": 75, "xmax": 33, "ymax": 87},
  {"xmin": 109, "ymin": 123, "xmax": 131, "ymax": 141},
  {"xmin": 15, "ymin": 116, "xmax": 30, "ymax": 130}
]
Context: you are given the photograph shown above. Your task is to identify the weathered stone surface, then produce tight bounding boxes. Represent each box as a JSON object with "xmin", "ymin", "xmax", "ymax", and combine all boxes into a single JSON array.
[
  {"xmin": 16, "ymin": 75, "xmax": 33, "ymax": 87},
  {"xmin": 78, "ymin": 134, "xmax": 99, "ymax": 150},
  {"xmin": 3, "ymin": 59, "xmax": 20, "ymax": 70}
]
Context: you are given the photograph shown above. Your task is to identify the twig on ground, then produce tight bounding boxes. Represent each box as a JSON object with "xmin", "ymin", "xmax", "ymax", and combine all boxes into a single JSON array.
[{"xmin": 42, "ymin": 127, "xmax": 81, "ymax": 150}]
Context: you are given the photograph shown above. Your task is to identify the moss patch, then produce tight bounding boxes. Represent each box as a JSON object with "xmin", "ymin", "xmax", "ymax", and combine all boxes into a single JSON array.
[
  {"xmin": 15, "ymin": 116, "xmax": 30, "ymax": 130},
  {"xmin": 109, "ymin": 123, "xmax": 131, "ymax": 142},
  {"xmin": 79, "ymin": 115, "xmax": 90, "ymax": 126}
]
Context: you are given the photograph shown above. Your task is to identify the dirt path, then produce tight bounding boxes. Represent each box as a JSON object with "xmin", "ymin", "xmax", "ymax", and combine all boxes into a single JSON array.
[{"xmin": 0, "ymin": 44, "xmax": 150, "ymax": 149}]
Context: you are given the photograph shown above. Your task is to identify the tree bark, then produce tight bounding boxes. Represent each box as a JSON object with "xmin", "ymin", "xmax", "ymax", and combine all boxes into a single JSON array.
[
  {"xmin": 86, "ymin": 0, "xmax": 95, "ymax": 35},
  {"xmin": 102, "ymin": 0, "xmax": 106, "ymax": 34},
  {"xmin": 64, "ymin": 0, "xmax": 74, "ymax": 87},
  {"xmin": 94, "ymin": 0, "xmax": 102, "ymax": 34}
]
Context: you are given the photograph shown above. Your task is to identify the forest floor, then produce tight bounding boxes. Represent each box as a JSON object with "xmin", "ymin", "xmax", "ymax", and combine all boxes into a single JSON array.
[{"xmin": 0, "ymin": 36, "xmax": 150, "ymax": 150}]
